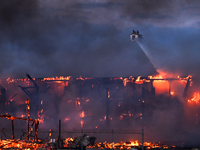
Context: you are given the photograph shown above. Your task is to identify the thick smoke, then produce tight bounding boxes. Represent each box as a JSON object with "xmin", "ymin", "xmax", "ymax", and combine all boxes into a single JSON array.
[
  {"xmin": 1, "ymin": 0, "xmax": 200, "ymax": 147},
  {"xmin": 0, "ymin": 0, "xmax": 158, "ymax": 78}
]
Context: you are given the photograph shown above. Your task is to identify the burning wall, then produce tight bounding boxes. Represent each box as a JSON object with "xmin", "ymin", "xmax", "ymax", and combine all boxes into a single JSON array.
[{"xmin": 0, "ymin": 74, "xmax": 198, "ymax": 145}]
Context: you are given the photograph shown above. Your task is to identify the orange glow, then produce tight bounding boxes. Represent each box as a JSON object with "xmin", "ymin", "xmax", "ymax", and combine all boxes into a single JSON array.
[
  {"xmin": 80, "ymin": 120, "xmax": 84, "ymax": 128},
  {"xmin": 87, "ymin": 140, "xmax": 173, "ymax": 150},
  {"xmin": 75, "ymin": 101, "xmax": 81, "ymax": 108},
  {"xmin": 118, "ymin": 102, "xmax": 121, "ymax": 107},
  {"xmin": 0, "ymin": 138, "xmax": 175, "ymax": 149},
  {"xmin": 42, "ymin": 76, "xmax": 71, "ymax": 81},
  {"xmin": 21, "ymin": 115, "xmax": 25, "ymax": 118},
  {"xmin": 123, "ymin": 78, "xmax": 128, "ymax": 86},
  {"xmin": 170, "ymin": 91, "xmax": 174, "ymax": 96},
  {"xmin": 135, "ymin": 76, "xmax": 144, "ymax": 84},
  {"xmin": 80, "ymin": 111, "xmax": 85, "ymax": 118},
  {"xmin": 108, "ymin": 90, "xmax": 110, "ymax": 98},
  {"xmin": 153, "ymin": 80, "xmax": 169, "ymax": 95},
  {"xmin": 37, "ymin": 109, "xmax": 44, "ymax": 124},
  {"xmin": 188, "ymin": 92, "xmax": 200, "ymax": 105},
  {"xmin": 0, "ymin": 139, "xmax": 44, "ymax": 149},
  {"xmin": 64, "ymin": 117, "xmax": 70, "ymax": 122},
  {"xmin": 76, "ymin": 76, "xmax": 84, "ymax": 80}
]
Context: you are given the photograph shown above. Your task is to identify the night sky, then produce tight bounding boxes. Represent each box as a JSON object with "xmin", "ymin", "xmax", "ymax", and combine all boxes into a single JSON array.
[{"xmin": 0, "ymin": 0, "xmax": 200, "ymax": 81}]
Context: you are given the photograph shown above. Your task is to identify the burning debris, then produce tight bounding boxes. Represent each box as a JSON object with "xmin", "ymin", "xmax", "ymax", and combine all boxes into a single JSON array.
[
  {"xmin": 0, "ymin": 98, "xmax": 39, "ymax": 141},
  {"xmin": 0, "ymin": 136, "xmax": 177, "ymax": 150}
]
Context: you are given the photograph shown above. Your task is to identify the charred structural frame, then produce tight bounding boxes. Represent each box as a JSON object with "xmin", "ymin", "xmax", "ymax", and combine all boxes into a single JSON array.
[{"xmin": 0, "ymin": 74, "xmax": 191, "ymax": 128}]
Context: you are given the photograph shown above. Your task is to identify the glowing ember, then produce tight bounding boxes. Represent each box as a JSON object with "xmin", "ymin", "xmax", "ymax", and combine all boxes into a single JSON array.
[
  {"xmin": 64, "ymin": 117, "xmax": 70, "ymax": 122},
  {"xmin": 0, "ymin": 139, "xmax": 44, "ymax": 149},
  {"xmin": 0, "ymin": 138, "xmax": 175, "ymax": 149},
  {"xmin": 42, "ymin": 76, "xmax": 71, "ymax": 81},
  {"xmin": 37, "ymin": 109, "xmax": 44, "ymax": 124},
  {"xmin": 80, "ymin": 111, "xmax": 85, "ymax": 118},
  {"xmin": 80, "ymin": 120, "xmax": 84, "ymax": 128}
]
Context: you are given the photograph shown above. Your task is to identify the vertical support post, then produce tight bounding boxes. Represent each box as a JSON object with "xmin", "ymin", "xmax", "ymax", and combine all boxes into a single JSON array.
[
  {"xmin": 106, "ymin": 88, "xmax": 110, "ymax": 127},
  {"xmin": 12, "ymin": 120, "xmax": 15, "ymax": 140},
  {"xmin": 49, "ymin": 129, "xmax": 52, "ymax": 142},
  {"xmin": 59, "ymin": 119, "xmax": 61, "ymax": 139},
  {"xmin": 30, "ymin": 121, "xmax": 35, "ymax": 141},
  {"xmin": 169, "ymin": 80, "xmax": 171, "ymax": 95},
  {"xmin": 81, "ymin": 129, "xmax": 83, "ymax": 150},
  {"xmin": 183, "ymin": 77, "xmax": 191, "ymax": 98},
  {"xmin": 142, "ymin": 128, "xmax": 144, "ymax": 150},
  {"xmin": 58, "ymin": 119, "xmax": 61, "ymax": 148},
  {"xmin": 26, "ymin": 98, "xmax": 30, "ymax": 140},
  {"xmin": 34, "ymin": 120, "xmax": 39, "ymax": 142},
  {"xmin": 112, "ymin": 129, "xmax": 113, "ymax": 150}
]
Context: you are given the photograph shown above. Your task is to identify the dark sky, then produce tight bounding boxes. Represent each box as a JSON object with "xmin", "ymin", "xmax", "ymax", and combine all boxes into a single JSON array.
[{"xmin": 0, "ymin": 0, "xmax": 200, "ymax": 79}]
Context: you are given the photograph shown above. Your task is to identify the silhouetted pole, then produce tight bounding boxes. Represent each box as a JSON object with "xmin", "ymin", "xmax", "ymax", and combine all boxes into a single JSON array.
[
  {"xmin": 58, "ymin": 119, "xmax": 61, "ymax": 148},
  {"xmin": 142, "ymin": 128, "xmax": 144, "ymax": 150},
  {"xmin": 34, "ymin": 120, "xmax": 39, "ymax": 141},
  {"xmin": 106, "ymin": 88, "xmax": 110, "ymax": 127},
  {"xmin": 26, "ymin": 98, "xmax": 30, "ymax": 140},
  {"xmin": 12, "ymin": 120, "xmax": 15, "ymax": 139}
]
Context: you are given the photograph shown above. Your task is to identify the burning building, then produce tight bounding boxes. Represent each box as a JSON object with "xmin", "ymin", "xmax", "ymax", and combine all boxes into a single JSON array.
[{"xmin": 0, "ymin": 73, "xmax": 193, "ymax": 129}]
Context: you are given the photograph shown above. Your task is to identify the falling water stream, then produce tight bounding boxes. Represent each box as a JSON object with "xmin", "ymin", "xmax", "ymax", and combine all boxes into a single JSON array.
[{"xmin": 135, "ymin": 39, "xmax": 158, "ymax": 71}]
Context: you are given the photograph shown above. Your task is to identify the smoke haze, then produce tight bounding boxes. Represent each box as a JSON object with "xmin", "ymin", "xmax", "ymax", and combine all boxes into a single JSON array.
[
  {"xmin": 1, "ymin": 0, "xmax": 200, "ymax": 147},
  {"xmin": 1, "ymin": 0, "xmax": 200, "ymax": 79}
]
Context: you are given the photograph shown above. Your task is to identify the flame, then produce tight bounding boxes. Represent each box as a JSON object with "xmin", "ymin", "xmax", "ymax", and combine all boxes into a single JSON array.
[
  {"xmin": 135, "ymin": 76, "xmax": 143, "ymax": 84},
  {"xmin": 0, "ymin": 137, "xmax": 175, "ymax": 149},
  {"xmin": 42, "ymin": 76, "xmax": 71, "ymax": 81},
  {"xmin": 87, "ymin": 140, "xmax": 174, "ymax": 150},
  {"xmin": 188, "ymin": 92, "xmax": 200, "ymax": 105},
  {"xmin": 123, "ymin": 78, "xmax": 128, "ymax": 86},
  {"xmin": 153, "ymin": 80, "xmax": 169, "ymax": 95},
  {"xmin": 37, "ymin": 109, "xmax": 44, "ymax": 124},
  {"xmin": 108, "ymin": 90, "xmax": 110, "ymax": 98},
  {"xmin": 170, "ymin": 91, "xmax": 174, "ymax": 96},
  {"xmin": 0, "ymin": 139, "xmax": 43, "ymax": 149},
  {"xmin": 80, "ymin": 111, "xmax": 85, "ymax": 118}
]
